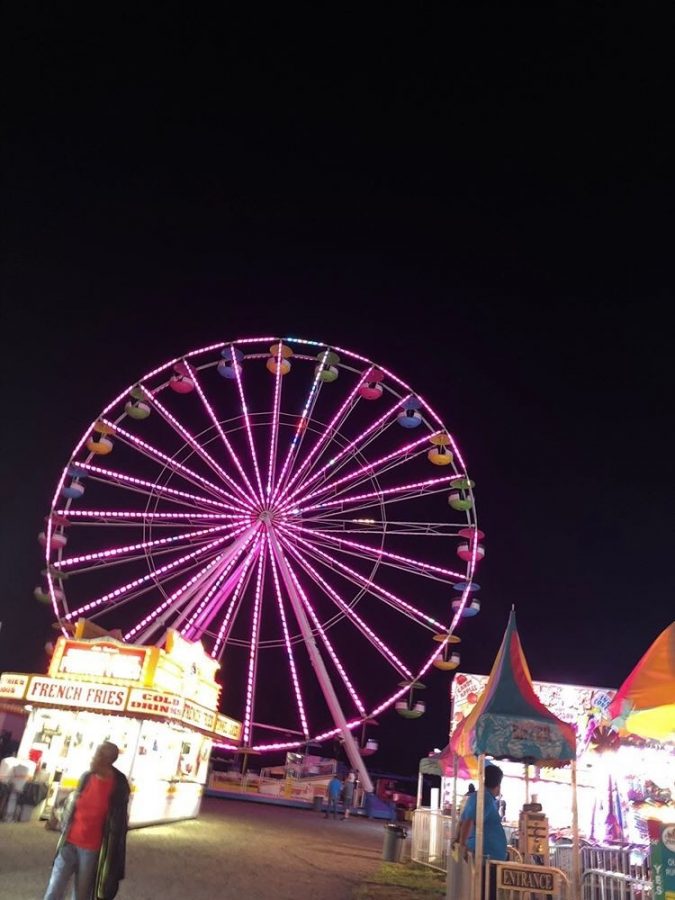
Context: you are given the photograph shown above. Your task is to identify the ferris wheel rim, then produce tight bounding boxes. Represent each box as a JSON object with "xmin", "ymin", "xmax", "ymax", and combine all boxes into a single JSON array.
[{"xmin": 42, "ymin": 335, "xmax": 481, "ymax": 751}]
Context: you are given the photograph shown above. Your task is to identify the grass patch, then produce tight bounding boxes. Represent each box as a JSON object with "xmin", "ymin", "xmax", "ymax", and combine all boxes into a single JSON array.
[{"xmin": 354, "ymin": 862, "xmax": 445, "ymax": 899}]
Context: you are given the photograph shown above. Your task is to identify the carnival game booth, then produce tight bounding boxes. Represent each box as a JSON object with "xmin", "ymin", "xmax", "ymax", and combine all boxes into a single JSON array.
[
  {"xmin": 440, "ymin": 610, "xmax": 578, "ymax": 900},
  {"xmin": 0, "ymin": 621, "xmax": 241, "ymax": 827}
]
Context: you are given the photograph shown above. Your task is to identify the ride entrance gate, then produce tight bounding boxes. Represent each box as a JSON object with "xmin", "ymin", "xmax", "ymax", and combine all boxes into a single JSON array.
[{"xmin": 446, "ymin": 853, "xmax": 570, "ymax": 900}]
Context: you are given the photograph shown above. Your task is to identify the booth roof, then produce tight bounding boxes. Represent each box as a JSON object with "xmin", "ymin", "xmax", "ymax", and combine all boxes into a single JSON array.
[{"xmin": 446, "ymin": 609, "xmax": 576, "ymax": 768}]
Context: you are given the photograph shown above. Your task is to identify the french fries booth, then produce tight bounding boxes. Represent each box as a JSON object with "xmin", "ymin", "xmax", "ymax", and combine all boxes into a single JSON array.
[{"xmin": 0, "ymin": 622, "xmax": 241, "ymax": 827}]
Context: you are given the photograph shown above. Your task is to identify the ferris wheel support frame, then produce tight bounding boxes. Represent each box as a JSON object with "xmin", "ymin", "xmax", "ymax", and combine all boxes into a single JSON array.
[{"xmin": 267, "ymin": 528, "xmax": 374, "ymax": 794}]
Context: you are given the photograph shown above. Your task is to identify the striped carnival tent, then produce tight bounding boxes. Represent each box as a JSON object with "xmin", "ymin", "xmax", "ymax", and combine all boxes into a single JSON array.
[{"xmin": 445, "ymin": 608, "xmax": 576, "ymax": 767}]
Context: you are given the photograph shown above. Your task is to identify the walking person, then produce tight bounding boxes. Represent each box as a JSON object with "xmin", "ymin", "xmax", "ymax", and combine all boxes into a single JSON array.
[
  {"xmin": 341, "ymin": 771, "xmax": 355, "ymax": 819},
  {"xmin": 44, "ymin": 741, "xmax": 130, "ymax": 900},
  {"xmin": 324, "ymin": 773, "xmax": 342, "ymax": 820}
]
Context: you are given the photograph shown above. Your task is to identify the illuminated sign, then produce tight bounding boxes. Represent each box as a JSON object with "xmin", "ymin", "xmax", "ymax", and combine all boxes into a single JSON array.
[
  {"xmin": 0, "ymin": 673, "xmax": 29, "ymax": 700},
  {"xmin": 127, "ymin": 689, "xmax": 183, "ymax": 718},
  {"xmin": 181, "ymin": 699, "xmax": 216, "ymax": 732},
  {"xmin": 26, "ymin": 677, "xmax": 128, "ymax": 712},
  {"xmin": 164, "ymin": 631, "xmax": 219, "ymax": 683},
  {"xmin": 214, "ymin": 713, "xmax": 243, "ymax": 742},
  {"xmin": 451, "ymin": 673, "xmax": 615, "ymax": 742},
  {"xmin": 50, "ymin": 639, "xmax": 151, "ymax": 683},
  {"xmin": 497, "ymin": 865, "xmax": 556, "ymax": 893}
]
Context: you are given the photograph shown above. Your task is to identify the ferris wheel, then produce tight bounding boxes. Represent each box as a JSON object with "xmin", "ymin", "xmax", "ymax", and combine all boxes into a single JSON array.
[{"xmin": 37, "ymin": 336, "xmax": 483, "ymax": 783}]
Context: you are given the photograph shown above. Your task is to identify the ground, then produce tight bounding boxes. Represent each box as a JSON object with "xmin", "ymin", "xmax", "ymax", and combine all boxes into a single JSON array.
[{"xmin": 0, "ymin": 797, "xmax": 407, "ymax": 899}]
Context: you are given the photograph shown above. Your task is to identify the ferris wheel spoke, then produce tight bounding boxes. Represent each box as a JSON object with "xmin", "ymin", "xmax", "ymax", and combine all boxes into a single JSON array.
[
  {"xmin": 268, "ymin": 546, "xmax": 310, "ymax": 737},
  {"xmin": 299, "ymin": 516, "xmax": 462, "ymax": 536},
  {"xmin": 124, "ymin": 551, "xmax": 229, "ymax": 643},
  {"xmin": 53, "ymin": 522, "xmax": 248, "ymax": 573},
  {"xmin": 280, "ymin": 394, "xmax": 407, "ymax": 507},
  {"xmin": 56, "ymin": 509, "xmax": 248, "ymax": 525},
  {"xmin": 286, "ymin": 533, "xmax": 445, "ymax": 632},
  {"xmin": 278, "ymin": 370, "xmax": 371, "ymax": 503},
  {"xmin": 265, "ymin": 344, "xmax": 286, "ymax": 498},
  {"xmin": 75, "ymin": 462, "xmax": 234, "ymax": 512},
  {"xmin": 297, "ymin": 473, "xmax": 458, "ymax": 516},
  {"xmin": 277, "ymin": 545, "xmax": 366, "ymax": 718},
  {"xmin": 185, "ymin": 362, "xmax": 259, "ymax": 505},
  {"xmin": 242, "ymin": 542, "xmax": 267, "ymax": 746},
  {"xmin": 287, "ymin": 523, "xmax": 463, "ymax": 583},
  {"xmin": 280, "ymin": 538, "xmax": 413, "ymax": 681},
  {"xmin": 100, "ymin": 419, "xmax": 247, "ymax": 509},
  {"xmin": 62, "ymin": 525, "xmax": 250, "ymax": 622},
  {"xmin": 181, "ymin": 532, "xmax": 262, "ymax": 641},
  {"xmin": 285, "ymin": 431, "xmax": 438, "ymax": 512},
  {"xmin": 230, "ymin": 348, "xmax": 266, "ymax": 504},
  {"xmin": 77, "ymin": 551, "xmax": 227, "ymax": 632},
  {"xmin": 271, "ymin": 352, "xmax": 329, "ymax": 504},
  {"xmin": 139, "ymin": 387, "xmax": 258, "ymax": 512},
  {"xmin": 211, "ymin": 539, "xmax": 261, "ymax": 660}
]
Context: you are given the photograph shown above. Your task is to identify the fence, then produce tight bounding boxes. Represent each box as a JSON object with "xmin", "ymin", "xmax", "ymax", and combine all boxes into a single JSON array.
[
  {"xmin": 411, "ymin": 811, "xmax": 654, "ymax": 900},
  {"xmin": 411, "ymin": 808, "xmax": 455, "ymax": 871},
  {"xmin": 581, "ymin": 869, "xmax": 652, "ymax": 900}
]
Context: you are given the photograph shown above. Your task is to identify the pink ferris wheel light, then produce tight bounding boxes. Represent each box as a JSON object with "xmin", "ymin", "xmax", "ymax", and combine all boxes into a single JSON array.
[{"xmin": 42, "ymin": 334, "xmax": 481, "ymax": 756}]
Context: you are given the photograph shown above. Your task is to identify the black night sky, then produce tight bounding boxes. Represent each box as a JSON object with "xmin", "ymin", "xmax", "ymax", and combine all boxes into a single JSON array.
[{"xmin": 1, "ymin": 10, "xmax": 673, "ymax": 775}]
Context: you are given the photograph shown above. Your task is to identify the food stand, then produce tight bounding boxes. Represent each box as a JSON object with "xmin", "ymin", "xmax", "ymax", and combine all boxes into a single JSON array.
[{"xmin": 0, "ymin": 622, "xmax": 241, "ymax": 827}]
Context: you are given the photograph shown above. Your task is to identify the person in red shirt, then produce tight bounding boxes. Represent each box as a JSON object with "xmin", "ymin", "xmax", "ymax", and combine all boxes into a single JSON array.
[{"xmin": 44, "ymin": 741, "xmax": 130, "ymax": 900}]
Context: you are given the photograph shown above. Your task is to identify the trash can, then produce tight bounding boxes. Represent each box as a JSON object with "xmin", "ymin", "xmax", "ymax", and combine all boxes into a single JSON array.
[
  {"xmin": 313, "ymin": 795, "xmax": 323, "ymax": 813},
  {"xmin": 382, "ymin": 823, "xmax": 407, "ymax": 862}
]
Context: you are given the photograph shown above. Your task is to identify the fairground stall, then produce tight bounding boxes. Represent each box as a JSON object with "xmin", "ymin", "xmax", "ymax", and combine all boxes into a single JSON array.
[
  {"xmin": 0, "ymin": 622, "xmax": 241, "ymax": 827},
  {"xmin": 445, "ymin": 629, "xmax": 675, "ymax": 845}
]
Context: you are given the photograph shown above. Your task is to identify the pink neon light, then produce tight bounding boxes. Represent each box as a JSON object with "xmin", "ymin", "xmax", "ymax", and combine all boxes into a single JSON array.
[
  {"xmin": 141, "ymin": 388, "xmax": 257, "ymax": 511},
  {"xmin": 124, "ymin": 553, "xmax": 225, "ymax": 640},
  {"xmin": 179, "ymin": 559, "xmax": 235, "ymax": 639},
  {"xmin": 44, "ymin": 334, "xmax": 479, "ymax": 749},
  {"xmin": 54, "ymin": 523, "xmax": 242, "ymax": 570},
  {"xmin": 64, "ymin": 525, "xmax": 249, "ymax": 621},
  {"xmin": 277, "ymin": 543, "xmax": 366, "ymax": 716},
  {"xmin": 286, "ymin": 430, "xmax": 439, "ymax": 509},
  {"xmin": 279, "ymin": 393, "xmax": 408, "ymax": 507},
  {"xmin": 277, "ymin": 369, "xmax": 371, "ymax": 503},
  {"xmin": 75, "ymin": 462, "xmax": 232, "ymax": 510},
  {"xmin": 101, "ymin": 419, "xmax": 245, "ymax": 509},
  {"xmin": 211, "ymin": 539, "xmax": 261, "ymax": 658},
  {"xmin": 268, "ymin": 544, "xmax": 310, "ymax": 736},
  {"xmin": 185, "ymin": 362, "xmax": 259, "ymax": 503},
  {"xmin": 280, "ymin": 538, "xmax": 413, "ymax": 681},
  {"xmin": 55, "ymin": 509, "xmax": 247, "ymax": 522},
  {"xmin": 286, "ymin": 523, "xmax": 463, "ymax": 581},
  {"xmin": 230, "ymin": 346, "xmax": 266, "ymax": 504},
  {"xmin": 266, "ymin": 343, "xmax": 284, "ymax": 497},
  {"xmin": 243, "ymin": 543, "xmax": 267, "ymax": 745},
  {"xmin": 270, "ymin": 349, "xmax": 328, "ymax": 504},
  {"xmin": 182, "ymin": 533, "xmax": 259, "ymax": 640},
  {"xmin": 287, "ymin": 532, "xmax": 445, "ymax": 631},
  {"xmin": 296, "ymin": 473, "xmax": 457, "ymax": 515}
]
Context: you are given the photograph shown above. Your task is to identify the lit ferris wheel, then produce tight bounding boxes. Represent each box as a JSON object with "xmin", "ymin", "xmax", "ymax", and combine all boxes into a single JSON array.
[{"xmin": 37, "ymin": 336, "xmax": 483, "ymax": 778}]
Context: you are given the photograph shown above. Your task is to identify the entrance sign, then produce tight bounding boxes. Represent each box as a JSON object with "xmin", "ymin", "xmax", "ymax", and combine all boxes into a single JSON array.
[{"xmin": 496, "ymin": 864, "xmax": 557, "ymax": 893}]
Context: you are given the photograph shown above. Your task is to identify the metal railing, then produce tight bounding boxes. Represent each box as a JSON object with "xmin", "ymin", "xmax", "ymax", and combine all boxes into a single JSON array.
[
  {"xmin": 582, "ymin": 868, "xmax": 652, "ymax": 900},
  {"xmin": 411, "ymin": 808, "xmax": 454, "ymax": 871}
]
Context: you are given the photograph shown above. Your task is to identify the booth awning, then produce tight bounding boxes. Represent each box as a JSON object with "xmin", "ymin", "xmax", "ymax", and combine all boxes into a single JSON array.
[
  {"xmin": 609, "ymin": 621, "xmax": 675, "ymax": 742},
  {"xmin": 445, "ymin": 609, "xmax": 576, "ymax": 768}
]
